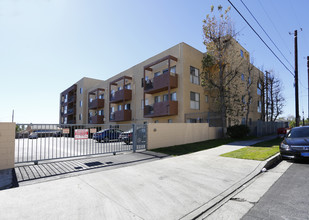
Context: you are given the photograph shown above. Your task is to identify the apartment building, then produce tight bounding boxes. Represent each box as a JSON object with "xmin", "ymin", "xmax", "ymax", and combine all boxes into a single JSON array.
[{"xmin": 59, "ymin": 41, "xmax": 263, "ymax": 126}]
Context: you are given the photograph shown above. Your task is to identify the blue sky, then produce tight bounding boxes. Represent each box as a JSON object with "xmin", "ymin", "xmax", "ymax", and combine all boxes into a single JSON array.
[{"xmin": 1, "ymin": 0, "xmax": 308, "ymax": 123}]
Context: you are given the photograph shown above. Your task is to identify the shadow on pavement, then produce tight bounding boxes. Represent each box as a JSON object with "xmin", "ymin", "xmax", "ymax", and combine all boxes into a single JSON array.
[{"xmin": 15, "ymin": 151, "xmax": 168, "ymax": 186}]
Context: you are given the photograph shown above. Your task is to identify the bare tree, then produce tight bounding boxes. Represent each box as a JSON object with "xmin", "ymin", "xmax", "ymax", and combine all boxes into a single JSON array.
[{"xmin": 264, "ymin": 71, "xmax": 285, "ymax": 121}]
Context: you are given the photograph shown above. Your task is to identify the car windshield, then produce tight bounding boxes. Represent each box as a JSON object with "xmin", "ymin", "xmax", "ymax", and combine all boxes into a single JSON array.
[{"xmin": 288, "ymin": 127, "xmax": 309, "ymax": 138}]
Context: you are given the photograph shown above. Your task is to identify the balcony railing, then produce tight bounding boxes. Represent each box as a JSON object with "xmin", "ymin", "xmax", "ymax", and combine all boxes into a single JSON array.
[
  {"xmin": 66, "ymin": 108, "xmax": 75, "ymax": 115},
  {"xmin": 110, "ymin": 110, "xmax": 132, "ymax": 122},
  {"xmin": 89, "ymin": 115, "xmax": 104, "ymax": 124},
  {"xmin": 110, "ymin": 89, "xmax": 132, "ymax": 103},
  {"xmin": 144, "ymin": 101, "xmax": 178, "ymax": 118},
  {"xmin": 144, "ymin": 73, "xmax": 178, "ymax": 94},
  {"xmin": 89, "ymin": 98, "xmax": 104, "ymax": 109}
]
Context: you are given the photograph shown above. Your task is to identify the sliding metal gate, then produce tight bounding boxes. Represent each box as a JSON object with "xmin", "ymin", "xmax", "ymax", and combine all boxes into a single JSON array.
[{"xmin": 15, "ymin": 124, "xmax": 147, "ymax": 164}]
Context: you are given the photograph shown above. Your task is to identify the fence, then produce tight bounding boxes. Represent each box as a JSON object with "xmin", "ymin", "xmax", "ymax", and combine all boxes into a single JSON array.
[
  {"xmin": 15, "ymin": 123, "xmax": 147, "ymax": 164},
  {"xmin": 249, "ymin": 120, "xmax": 285, "ymax": 137}
]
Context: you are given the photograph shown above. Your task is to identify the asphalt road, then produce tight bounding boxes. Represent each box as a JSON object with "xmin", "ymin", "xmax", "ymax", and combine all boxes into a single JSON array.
[{"xmin": 242, "ymin": 159, "xmax": 309, "ymax": 219}]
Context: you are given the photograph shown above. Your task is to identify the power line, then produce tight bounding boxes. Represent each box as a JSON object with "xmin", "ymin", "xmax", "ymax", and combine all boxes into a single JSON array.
[
  {"xmin": 227, "ymin": 0, "xmax": 295, "ymax": 77},
  {"xmin": 259, "ymin": 0, "xmax": 293, "ymax": 57},
  {"xmin": 240, "ymin": 0, "xmax": 294, "ymax": 69}
]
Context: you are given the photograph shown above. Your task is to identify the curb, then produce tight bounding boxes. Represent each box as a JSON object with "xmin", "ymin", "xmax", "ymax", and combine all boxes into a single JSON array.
[{"xmin": 183, "ymin": 153, "xmax": 282, "ymax": 220}]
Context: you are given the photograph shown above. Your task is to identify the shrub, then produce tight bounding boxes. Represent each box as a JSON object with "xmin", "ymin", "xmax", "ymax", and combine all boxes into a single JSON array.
[{"xmin": 227, "ymin": 125, "xmax": 250, "ymax": 138}]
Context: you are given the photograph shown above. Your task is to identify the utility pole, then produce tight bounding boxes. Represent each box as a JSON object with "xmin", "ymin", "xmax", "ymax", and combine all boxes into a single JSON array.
[
  {"xmin": 12, "ymin": 109, "xmax": 14, "ymax": 123},
  {"xmin": 307, "ymin": 56, "xmax": 309, "ymax": 120},
  {"xmin": 294, "ymin": 30, "xmax": 300, "ymax": 127}
]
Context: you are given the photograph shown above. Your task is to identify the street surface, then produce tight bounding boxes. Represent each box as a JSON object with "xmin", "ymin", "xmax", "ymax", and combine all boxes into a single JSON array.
[{"xmin": 242, "ymin": 159, "xmax": 309, "ymax": 219}]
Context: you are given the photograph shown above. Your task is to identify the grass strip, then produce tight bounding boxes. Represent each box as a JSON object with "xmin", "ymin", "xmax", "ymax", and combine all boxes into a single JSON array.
[
  {"xmin": 220, "ymin": 138, "xmax": 282, "ymax": 161},
  {"xmin": 150, "ymin": 136, "xmax": 256, "ymax": 156}
]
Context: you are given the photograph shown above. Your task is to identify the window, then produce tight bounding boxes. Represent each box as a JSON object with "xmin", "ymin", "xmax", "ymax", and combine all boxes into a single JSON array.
[
  {"xmin": 248, "ymin": 77, "xmax": 252, "ymax": 85},
  {"xmin": 168, "ymin": 119, "xmax": 172, "ymax": 123},
  {"xmin": 98, "ymin": 110, "xmax": 104, "ymax": 116},
  {"xmin": 190, "ymin": 66, "xmax": 200, "ymax": 85},
  {"xmin": 125, "ymin": 84, "xmax": 131, "ymax": 89},
  {"xmin": 111, "ymin": 106, "xmax": 115, "ymax": 113},
  {"xmin": 205, "ymin": 95, "xmax": 208, "ymax": 103},
  {"xmin": 241, "ymin": 74, "xmax": 245, "ymax": 81},
  {"xmin": 125, "ymin": 103, "xmax": 131, "ymax": 110},
  {"xmin": 141, "ymin": 99, "xmax": 149, "ymax": 109},
  {"xmin": 240, "ymin": 50, "xmax": 244, "ymax": 58},
  {"xmin": 99, "ymin": 94, "xmax": 104, "ymax": 99},
  {"xmin": 163, "ymin": 94, "xmax": 169, "ymax": 102},
  {"xmin": 154, "ymin": 120, "xmax": 159, "ymax": 123},
  {"xmin": 118, "ymin": 105, "xmax": 122, "ymax": 111},
  {"xmin": 80, "ymin": 88, "xmax": 83, "ymax": 94},
  {"xmin": 80, "ymin": 100, "xmax": 82, "ymax": 107},
  {"xmin": 118, "ymin": 86, "xmax": 122, "ymax": 91},
  {"xmin": 154, "ymin": 96, "xmax": 161, "ymax": 103},
  {"xmin": 171, "ymin": 92, "xmax": 177, "ymax": 101},
  {"xmin": 64, "ymin": 117, "xmax": 67, "ymax": 124},
  {"xmin": 241, "ymin": 118, "xmax": 245, "ymax": 125},
  {"xmin": 65, "ymin": 94, "xmax": 68, "ymax": 103},
  {"xmin": 257, "ymin": 82, "xmax": 262, "ymax": 95},
  {"xmin": 170, "ymin": 66, "xmax": 176, "ymax": 74},
  {"xmin": 242, "ymin": 96, "xmax": 245, "ymax": 104},
  {"xmin": 64, "ymin": 106, "xmax": 67, "ymax": 114},
  {"xmin": 190, "ymin": 92, "xmax": 200, "ymax": 110},
  {"xmin": 79, "ymin": 114, "xmax": 82, "ymax": 120},
  {"xmin": 257, "ymin": 100, "xmax": 262, "ymax": 113},
  {"xmin": 154, "ymin": 72, "xmax": 160, "ymax": 77},
  {"xmin": 163, "ymin": 68, "xmax": 169, "ymax": 74}
]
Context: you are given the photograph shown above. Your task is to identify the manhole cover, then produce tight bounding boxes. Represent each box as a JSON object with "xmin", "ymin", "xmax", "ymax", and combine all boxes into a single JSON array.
[{"xmin": 84, "ymin": 161, "xmax": 103, "ymax": 167}]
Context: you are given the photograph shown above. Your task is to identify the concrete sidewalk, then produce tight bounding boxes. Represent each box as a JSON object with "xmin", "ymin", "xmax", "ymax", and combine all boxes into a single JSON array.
[{"xmin": 0, "ymin": 136, "xmax": 277, "ymax": 219}]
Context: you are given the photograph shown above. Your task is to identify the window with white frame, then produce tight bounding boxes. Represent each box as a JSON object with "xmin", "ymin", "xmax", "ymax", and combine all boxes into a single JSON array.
[
  {"xmin": 65, "ymin": 94, "xmax": 68, "ymax": 103},
  {"xmin": 118, "ymin": 105, "xmax": 122, "ymax": 111},
  {"xmin": 125, "ymin": 103, "xmax": 131, "ymax": 110},
  {"xmin": 125, "ymin": 84, "xmax": 131, "ymax": 89},
  {"xmin": 241, "ymin": 74, "xmax": 245, "ymax": 81},
  {"xmin": 240, "ymin": 50, "xmax": 244, "ymax": 58},
  {"xmin": 170, "ymin": 66, "xmax": 176, "ymax": 74},
  {"xmin": 190, "ymin": 66, "xmax": 200, "ymax": 85},
  {"xmin": 154, "ymin": 72, "xmax": 160, "ymax": 77},
  {"xmin": 80, "ymin": 88, "xmax": 83, "ymax": 94},
  {"xmin": 154, "ymin": 96, "xmax": 161, "ymax": 103},
  {"xmin": 171, "ymin": 92, "xmax": 177, "ymax": 101},
  {"xmin": 163, "ymin": 94, "xmax": 169, "ymax": 102},
  {"xmin": 190, "ymin": 92, "xmax": 200, "ymax": 110},
  {"xmin": 257, "ymin": 100, "xmax": 262, "ymax": 113},
  {"xmin": 257, "ymin": 82, "xmax": 262, "ymax": 95},
  {"xmin": 64, "ymin": 106, "xmax": 67, "ymax": 114}
]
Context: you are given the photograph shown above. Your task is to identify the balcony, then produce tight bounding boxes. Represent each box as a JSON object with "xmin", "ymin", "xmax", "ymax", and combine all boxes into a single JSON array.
[
  {"xmin": 65, "ymin": 107, "xmax": 76, "ymax": 116},
  {"xmin": 89, "ymin": 115, "xmax": 104, "ymax": 124},
  {"xmin": 144, "ymin": 73, "xmax": 178, "ymax": 94},
  {"xmin": 144, "ymin": 101, "xmax": 178, "ymax": 118},
  {"xmin": 110, "ymin": 89, "xmax": 132, "ymax": 103},
  {"xmin": 68, "ymin": 95, "xmax": 76, "ymax": 103},
  {"xmin": 89, "ymin": 99, "xmax": 105, "ymax": 109},
  {"xmin": 110, "ymin": 110, "xmax": 132, "ymax": 122}
]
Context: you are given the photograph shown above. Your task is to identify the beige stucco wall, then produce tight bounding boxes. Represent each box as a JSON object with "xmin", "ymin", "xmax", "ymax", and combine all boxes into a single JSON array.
[
  {"xmin": 147, "ymin": 123, "xmax": 222, "ymax": 149},
  {"xmin": 0, "ymin": 123, "xmax": 15, "ymax": 170}
]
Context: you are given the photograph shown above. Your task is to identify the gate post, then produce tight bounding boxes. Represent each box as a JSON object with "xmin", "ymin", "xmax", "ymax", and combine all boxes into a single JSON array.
[{"xmin": 132, "ymin": 124, "xmax": 137, "ymax": 153}]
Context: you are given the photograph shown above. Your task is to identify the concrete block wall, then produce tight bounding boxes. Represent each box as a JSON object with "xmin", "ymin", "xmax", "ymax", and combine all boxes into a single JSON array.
[
  {"xmin": 147, "ymin": 123, "xmax": 222, "ymax": 150},
  {"xmin": 0, "ymin": 123, "xmax": 15, "ymax": 170}
]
